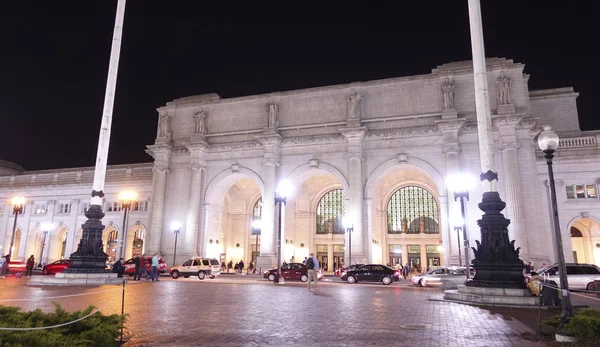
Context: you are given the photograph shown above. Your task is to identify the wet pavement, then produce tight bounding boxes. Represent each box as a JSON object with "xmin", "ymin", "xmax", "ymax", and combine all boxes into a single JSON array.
[{"xmin": 1, "ymin": 273, "xmax": 598, "ymax": 346}]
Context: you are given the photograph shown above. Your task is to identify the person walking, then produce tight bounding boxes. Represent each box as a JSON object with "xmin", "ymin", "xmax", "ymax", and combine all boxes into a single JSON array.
[
  {"xmin": 403, "ymin": 263, "xmax": 410, "ymax": 279},
  {"xmin": 306, "ymin": 252, "xmax": 319, "ymax": 291},
  {"xmin": 249, "ymin": 260, "xmax": 255, "ymax": 274},
  {"xmin": 0, "ymin": 255, "xmax": 6, "ymax": 278},
  {"xmin": 238, "ymin": 260, "xmax": 245, "ymax": 274},
  {"xmin": 26, "ymin": 255, "xmax": 35, "ymax": 277},
  {"xmin": 134, "ymin": 256, "xmax": 145, "ymax": 281},
  {"xmin": 151, "ymin": 253, "xmax": 159, "ymax": 282},
  {"xmin": 227, "ymin": 261, "xmax": 233, "ymax": 273}
]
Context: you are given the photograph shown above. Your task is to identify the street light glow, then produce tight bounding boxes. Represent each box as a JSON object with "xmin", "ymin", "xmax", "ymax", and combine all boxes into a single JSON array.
[
  {"xmin": 276, "ymin": 180, "xmax": 294, "ymax": 199},
  {"xmin": 119, "ymin": 190, "xmax": 138, "ymax": 202},
  {"xmin": 11, "ymin": 196, "xmax": 25, "ymax": 206},
  {"xmin": 41, "ymin": 222, "xmax": 54, "ymax": 231},
  {"xmin": 343, "ymin": 216, "xmax": 353, "ymax": 230},
  {"xmin": 537, "ymin": 125, "xmax": 560, "ymax": 151},
  {"xmin": 446, "ymin": 173, "xmax": 476, "ymax": 193},
  {"xmin": 171, "ymin": 221, "xmax": 182, "ymax": 231},
  {"xmin": 252, "ymin": 219, "xmax": 262, "ymax": 230}
]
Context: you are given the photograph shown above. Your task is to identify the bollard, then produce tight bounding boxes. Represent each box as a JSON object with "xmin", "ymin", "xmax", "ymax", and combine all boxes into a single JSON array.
[{"xmin": 595, "ymin": 280, "xmax": 600, "ymax": 297}]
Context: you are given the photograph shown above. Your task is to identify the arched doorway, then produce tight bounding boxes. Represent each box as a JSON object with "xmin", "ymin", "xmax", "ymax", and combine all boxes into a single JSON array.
[
  {"xmin": 105, "ymin": 229, "xmax": 118, "ymax": 263},
  {"xmin": 12, "ymin": 228, "xmax": 21, "ymax": 259},
  {"xmin": 132, "ymin": 229, "xmax": 144, "ymax": 257},
  {"xmin": 59, "ymin": 228, "xmax": 67, "ymax": 259},
  {"xmin": 570, "ymin": 218, "xmax": 600, "ymax": 266}
]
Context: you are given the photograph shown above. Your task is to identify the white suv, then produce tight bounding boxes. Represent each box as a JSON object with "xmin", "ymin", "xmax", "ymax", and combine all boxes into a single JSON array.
[{"xmin": 169, "ymin": 258, "xmax": 221, "ymax": 280}]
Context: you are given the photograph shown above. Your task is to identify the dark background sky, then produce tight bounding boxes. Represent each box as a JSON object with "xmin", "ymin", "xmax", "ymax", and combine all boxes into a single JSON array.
[{"xmin": 1, "ymin": 1, "xmax": 598, "ymax": 171}]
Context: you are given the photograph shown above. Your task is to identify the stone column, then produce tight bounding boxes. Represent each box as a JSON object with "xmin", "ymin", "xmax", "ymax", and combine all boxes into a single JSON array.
[
  {"xmin": 64, "ymin": 200, "xmax": 80, "ymax": 259},
  {"xmin": 145, "ymin": 144, "xmax": 172, "ymax": 255},
  {"xmin": 17, "ymin": 201, "xmax": 34, "ymax": 259},
  {"xmin": 340, "ymin": 127, "xmax": 367, "ymax": 264},
  {"xmin": 496, "ymin": 116, "xmax": 529, "ymax": 260},
  {"xmin": 256, "ymin": 135, "xmax": 282, "ymax": 270},
  {"xmin": 437, "ymin": 120, "xmax": 464, "ymax": 265},
  {"xmin": 185, "ymin": 141, "xmax": 207, "ymax": 260}
]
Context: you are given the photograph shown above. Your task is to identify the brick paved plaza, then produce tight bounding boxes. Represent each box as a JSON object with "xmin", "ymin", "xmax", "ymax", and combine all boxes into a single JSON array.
[{"xmin": 2, "ymin": 275, "xmax": 599, "ymax": 346}]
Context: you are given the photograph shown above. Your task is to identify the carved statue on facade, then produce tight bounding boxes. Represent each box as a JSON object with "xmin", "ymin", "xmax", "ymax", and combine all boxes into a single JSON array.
[
  {"xmin": 496, "ymin": 71, "xmax": 512, "ymax": 105},
  {"xmin": 441, "ymin": 77, "xmax": 456, "ymax": 109},
  {"xmin": 157, "ymin": 111, "xmax": 171, "ymax": 139},
  {"xmin": 347, "ymin": 91, "xmax": 362, "ymax": 120},
  {"xmin": 265, "ymin": 101, "xmax": 279, "ymax": 128},
  {"xmin": 193, "ymin": 107, "xmax": 206, "ymax": 135}
]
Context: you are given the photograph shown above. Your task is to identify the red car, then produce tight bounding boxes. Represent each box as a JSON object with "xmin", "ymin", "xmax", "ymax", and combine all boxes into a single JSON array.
[
  {"xmin": 42, "ymin": 259, "xmax": 71, "ymax": 275},
  {"xmin": 263, "ymin": 262, "xmax": 324, "ymax": 282},
  {"xmin": 7, "ymin": 260, "xmax": 26, "ymax": 274},
  {"xmin": 123, "ymin": 256, "xmax": 167, "ymax": 276}
]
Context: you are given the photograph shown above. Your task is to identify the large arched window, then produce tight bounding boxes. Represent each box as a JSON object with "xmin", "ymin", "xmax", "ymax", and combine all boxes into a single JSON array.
[
  {"xmin": 316, "ymin": 189, "xmax": 345, "ymax": 234},
  {"xmin": 387, "ymin": 186, "xmax": 439, "ymax": 234},
  {"xmin": 252, "ymin": 198, "xmax": 262, "ymax": 235}
]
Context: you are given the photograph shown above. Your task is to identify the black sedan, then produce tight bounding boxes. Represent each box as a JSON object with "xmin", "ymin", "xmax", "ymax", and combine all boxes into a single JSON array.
[{"xmin": 341, "ymin": 264, "xmax": 401, "ymax": 285}]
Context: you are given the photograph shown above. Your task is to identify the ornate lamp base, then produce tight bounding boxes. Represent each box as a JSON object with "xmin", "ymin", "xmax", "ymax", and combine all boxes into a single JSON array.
[
  {"xmin": 467, "ymin": 191, "xmax": 526, "ymax": 289},
  {"xmin": 62, "ymin": 204, "xmax": 110, "ymax": 273}
]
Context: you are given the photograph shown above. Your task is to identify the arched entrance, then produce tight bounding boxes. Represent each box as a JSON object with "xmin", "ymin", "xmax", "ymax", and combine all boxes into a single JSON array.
[
  {"xmin": 367, "ymin": 164, "xmax": 445, "ymax": 272},
  {"xmin": 103, "ymin": 228, "xmax": 119, "ymax": 263},
  {"xmin": 570, "ymin": 218, "xmax": 600, "ymax": 266}
]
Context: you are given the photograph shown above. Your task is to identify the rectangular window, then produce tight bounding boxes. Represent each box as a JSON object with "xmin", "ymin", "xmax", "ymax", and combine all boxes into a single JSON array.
[
  {"xmin": 388, "ymin": 244, "xmax": 403, "ymax": 255},
  {"xmin": 107, "ymin": 202, "xmax": 121, "ymax": 212},
  {"xmin": 81, "ymin": 203, "xmax": 90, "ymax": 214},
  {"xmin": 132, "ymin": 200, "xmax": 149, "ymax": 212},
  {"xmin": 58, "ymin": 204, "xmax": 71, "ymax": 214},
  {"xmin": 34, "ymin": 205, "xmax": 47, "ymax": 214},
  {"xmin": 426, "ymin": 245, "xmax": 439, "ymax": 254},
  {"xmin": 566, "ymin": 184, "xmax": 598, "ymax": 199},
  {"xmin": 316, "ymin": 244, "xmax": 328, "ymax": 253},
  {"xmin": 408, "ymin": 245, "xmax": 420, "ymax": 254}
]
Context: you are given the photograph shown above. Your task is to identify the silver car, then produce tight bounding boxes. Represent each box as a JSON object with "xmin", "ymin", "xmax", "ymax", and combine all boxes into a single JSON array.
[
  {"xmin": 535, "ymin": 263, "xmax": 600, "ymax": 291},
  {"xmin": 418, "ymin": 268, "xmax": 468, "ymax": 288}
]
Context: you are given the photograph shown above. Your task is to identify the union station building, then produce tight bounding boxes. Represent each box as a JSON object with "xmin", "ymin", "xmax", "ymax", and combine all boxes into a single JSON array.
[{"xmin": 1, "ymin": 58, "xmax": 599, "ymax": 273}]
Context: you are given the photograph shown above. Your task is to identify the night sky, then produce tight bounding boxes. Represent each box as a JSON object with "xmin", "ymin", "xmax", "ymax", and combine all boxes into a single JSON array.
[{"xmin": 1, "ymin": 1, "xmax": 598, "ymax": 171}]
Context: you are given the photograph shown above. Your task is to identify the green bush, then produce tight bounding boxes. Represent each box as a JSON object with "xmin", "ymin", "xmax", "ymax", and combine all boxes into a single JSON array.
[
  {"xmin": 542, "ymin": 308, "xmax": 600, "ymax": 341},
  {"xmin": 563, "ymin": 308, "xmax": 600, "ymax": 341},
  {"xmin": 0, "ymin": 304, "xmax": 124, "ymax": 347}
]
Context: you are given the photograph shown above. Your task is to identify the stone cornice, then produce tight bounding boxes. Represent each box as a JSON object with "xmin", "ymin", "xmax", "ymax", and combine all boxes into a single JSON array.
[
  {"xmin": 366, "ymin": 125, "xmax": 440, "ymax": 140},
  {"xmin": 339, "ymin": 127, "xmax": 368, "ymax": 140},
  {"xmin": 435, "ymin": 119, "xmax": 466, "ymax": 133}
]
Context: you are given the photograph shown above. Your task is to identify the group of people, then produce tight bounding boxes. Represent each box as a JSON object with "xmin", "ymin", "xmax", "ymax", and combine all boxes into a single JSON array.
[
  {"xmin": 111, "ymin": 253, "xmax": 161, "ymax": 282},
  {"xmin": 224, "ymin": 260, "xmax": 255, "ymax": 274},
  {"xmin": 0, "ymin": 254, "xmax": 36, "ymax": 278}
]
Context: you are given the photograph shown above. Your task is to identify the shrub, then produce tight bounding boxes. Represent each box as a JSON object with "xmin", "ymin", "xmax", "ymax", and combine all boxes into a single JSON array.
[
  {"xmin": 563, "ymin": 308, "xmax": 600, "ymax": 341},
  {"xmin": 0, "ymin": 303, "xmax": 124, "ymax": 347},
  {"xmin": 542, "ymin": 308, "xmax": 600, "ymax": 341}
]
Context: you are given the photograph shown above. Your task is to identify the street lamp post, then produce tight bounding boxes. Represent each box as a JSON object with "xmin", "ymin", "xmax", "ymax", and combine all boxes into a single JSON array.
[
  {"xmin": 8, "ymin": 196, "xmax": 25, "ymax": 262},
  {"xmin": 274, "ymin": 180, "xmax": 293, "ymax": 284},
  {"xmin": 343, "ymin": 217, "xmax": 354, "ymax": 266},
  {"xmin": 118, "ymin": 190, "xmax": 137, "ymax": 260},
  {"xmin": 447, "ymin": 174, "xmax": 476, "ymax": 280},
  {"xmin": 171, "ymin": 221, "xmax": 181, "ymax": 267},
  {"xmin": 39, "ymin": 223, "xmax": 54, "ymax": 267},
  {"xmin": 453, "ymin": 225, "xmax": 463, "ymax": 267},
  {"xmin": 538, "ymin": 125, "xmax": 573, "ymax": 325},
  {"xmin": 251, "ymin": 220, "xmax": 262, "ymax": 265}
]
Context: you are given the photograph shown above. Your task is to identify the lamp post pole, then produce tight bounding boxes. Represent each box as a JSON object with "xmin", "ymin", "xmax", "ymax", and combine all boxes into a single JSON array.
[
  {"xmin": 118, "ymin": 202, "xmax": 131, "ymax": 260},
  {"xmin": 454, "ymin": 226, "xmax": 462, "ymax": 267},
  {"xmin": 275, "ymin": 195, "xmax": 285, "ymax": 283},
  {"xmin": 173, "ymin": 228, "xmax": 180, "ymax": 268},
  {"xmin": 8, "ymin": 197, "xmax": 25, "ymax": 262},
  {"xmin": 274, "ymin": 180, "xmax": 293, "ymax": 284},
  {"xmin": 538, "ymin": 125, "xmax": 573, "ymax": 324},
  {"xmin": 455, "ymin": 192, "xmax": 470, "ymax": 280},
  {"xmin": 39, "ymin": 230, "xmax": 49, "ymax": 267},
  {"xmin": 348, "ymin": 225, "xmax": 353, "ymax": 266}
]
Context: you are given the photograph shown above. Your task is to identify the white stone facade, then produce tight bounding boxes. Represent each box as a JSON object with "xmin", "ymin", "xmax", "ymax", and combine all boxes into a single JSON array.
[{"xmin": 1, "ymin": 58, "xmax": 599, "ymax": 272}]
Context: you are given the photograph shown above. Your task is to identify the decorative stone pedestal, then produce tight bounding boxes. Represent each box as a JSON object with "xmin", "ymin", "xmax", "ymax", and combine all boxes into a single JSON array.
[
  {"xmin": 26, "ymin": 273, "xmax": 125, "ymax": 286},
  {"xmin": 444, "ymin": 285, "xmax": 539, "ymax": 306}
]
